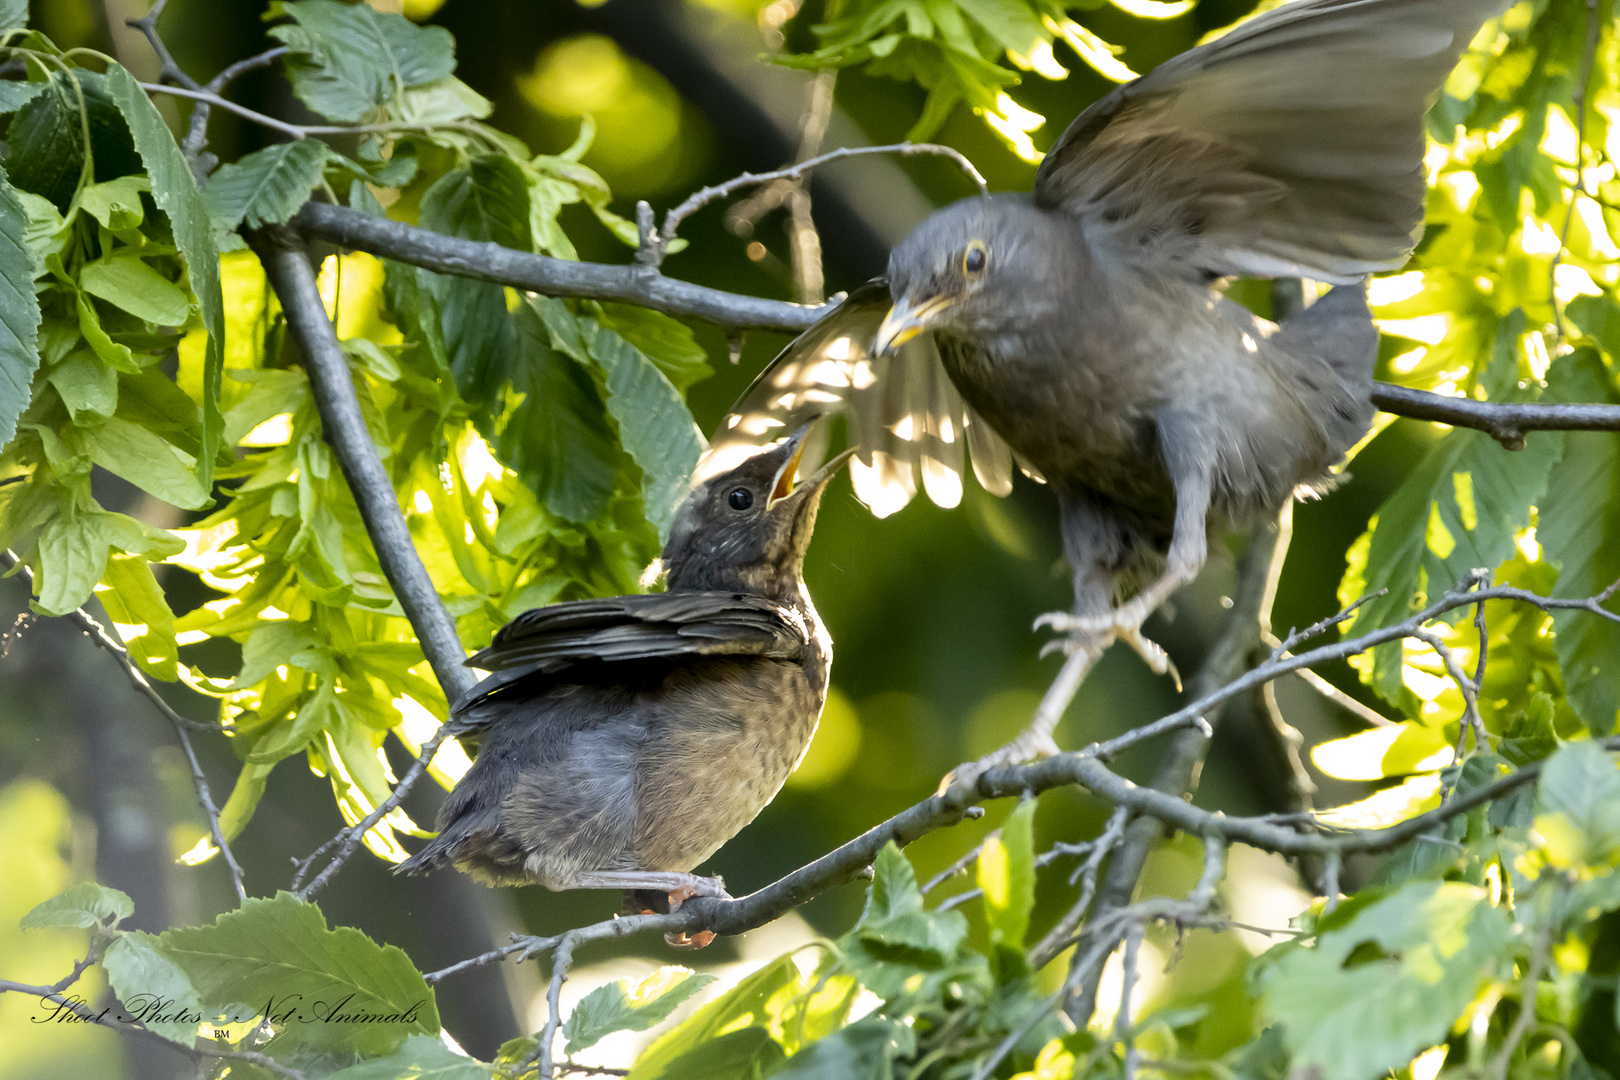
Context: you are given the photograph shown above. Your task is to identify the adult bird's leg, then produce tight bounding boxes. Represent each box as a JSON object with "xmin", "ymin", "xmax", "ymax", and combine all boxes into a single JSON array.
[
  {"xmin": 575, "ymin": 870, "xmax": 731, "ymax": 949},
  {"xmin": 1038, "ymin": 414, "xmax": 1213, "ymax": 686}
]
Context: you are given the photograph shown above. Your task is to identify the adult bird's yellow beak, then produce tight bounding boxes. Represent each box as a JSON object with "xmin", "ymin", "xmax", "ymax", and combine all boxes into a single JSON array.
[{"xmin": 873, "ymin": 293, "xmax": 954, "ymax": 356}]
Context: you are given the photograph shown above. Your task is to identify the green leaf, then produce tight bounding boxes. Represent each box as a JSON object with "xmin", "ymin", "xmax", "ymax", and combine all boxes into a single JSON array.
[
  {"xmin": 96, "ymin": 555, "xmax": 179, "ymax": 681},
  {"xmin": 77, "ymin": 175, "xmax": 149, "ymax": 230},
  {"xmin": 20, "ymin": 882, "xmax": 133, "ymax": 929},
  {"xmin": 6, "ymin": 70, "xmax": 142, "ymax": 212},
  {"xmin": 35, "ymin": 512, "xmax": 112, "ymax": 615},
  {"xmin": 978, "ymin": 798, "xmax": 1035, "ymax": 951},
  {"xmin": 563, "ymin": 966, "xmax": 717, "ymax": 1054},
  {"xmin": 323, "ymin": 1034, "xmax": 490, "ymax": 1080},
  {"xmin": 48, "ymin": 350, "xmax": 117, "ymax": 422},
  {"xmin": 1540, "ymin": 349, "xmax": 1620, "ymax": 737},
  {"xmin": 577, "ymin": 316, "xmax": 704, "ymax": 540},
  {"xmin": 103, "ymin": 932, "xmax": 205, "ymax": 1045},
  {"xmin": 631, "ymin": 955, "xmax": 800, "ymax": 1079},
  {"xmin": 1259, "ymin": 880, "xmax": 1511, "ymax": 1080},
  {"xmin": 394, "ymin": 76, "xmax": 491, "ymax": 125},
  {"xmin": 770, "ymin": 1018, "xmax": 913, "ymax": 1080},
  {"xmin": 218, "ymin": 760, "xmax": 276, "ymax": 842},
  {"xmin": 156, "ymin": 891, "xmax": 439, "ymax": 1056},
  {"xmin": 632, "ymin": 1026, "xmax": 786, "ymax": 1080},
  {"xmin": 594, "ymin": 303, "xmax": 713, "ymax": 393},
  {"xmin": 86, "ymin": 416, "xmax": 208, "ymax": 510},
  {"xmin": 104, "ymin": 63, "xmax": 224, "ymax": 503},
  {"xmin": 1536, "ymin": 740, "xmax": 1620, "ymax": 862},
  {"xmin": 0, "ymin": 80, "xmax": 45, "ymax": 114},
  {"xmin": 0, "ymin": 173, "xmax": 42, "ymax": 448},
  {"xmin": 203, "ymin": 138, "xmax": 331, "ymax": 232},
  {"xmin": 1339, "ymin": 418, "xmax": 1558, "ymax": 704},
  {"xmin": 1310, "ymin": 722, "xmax": 1454, "ymax": 781},
  {"xmin": 268, "ymin": 0, "xmax": 456, "ymax": 122},
  {"xmin": 249, "ymin": 678, "xmax": 337, "ymax": 763},
  {"xmin": 80, "ymin": 254, "xmax": 193, "ymax": 326},
  {"xmin": 841, "ymin": 842, "xmax": 969, "ymax": 996},
  {"xmin": 0, "ymin": 1, "xmax": 27, "ymax": 31}
]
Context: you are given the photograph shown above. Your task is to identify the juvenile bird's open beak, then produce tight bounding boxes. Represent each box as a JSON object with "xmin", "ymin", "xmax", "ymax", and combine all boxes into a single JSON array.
[
  {"xmin": 874, "ymin": 293, "xmax": 954, "ymax": 356},
  {"xmin": 767, "ymin": 427, "xmax": 856, "ymax": 509}
]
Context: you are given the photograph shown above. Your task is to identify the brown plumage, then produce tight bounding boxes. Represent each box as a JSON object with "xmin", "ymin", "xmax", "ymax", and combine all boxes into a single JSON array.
[{"xmin": 399, "ymin": 428, "xmax": 848, "ymax": 945}]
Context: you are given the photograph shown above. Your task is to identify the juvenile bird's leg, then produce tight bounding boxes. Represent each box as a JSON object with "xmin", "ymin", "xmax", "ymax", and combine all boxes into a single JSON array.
[
  {"xmin": 576, "ymin": 870, "xmax": 730, "ymax": 949},
  {"xmin": 1039, "ymin": 414, "xmax": 1213, "ymax": 688}
]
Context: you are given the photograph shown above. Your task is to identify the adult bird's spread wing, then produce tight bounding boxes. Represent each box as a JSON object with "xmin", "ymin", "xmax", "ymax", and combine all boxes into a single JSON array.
[
  {"xmin": 454, "ymin": 592, "xmax": 811, "ymax": 714},
  {"xmin": 698, "ymin": 281, "xmax": 1017, "ymax": 518},
  {"xmin": 1035, "ymin": 0, "xmax": 1509, "ymax": 282}
]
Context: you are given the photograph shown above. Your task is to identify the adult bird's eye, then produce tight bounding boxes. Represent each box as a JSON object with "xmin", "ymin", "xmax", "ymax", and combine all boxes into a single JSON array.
[
  {"xmin": 963, "ymin": 241, "xmax": 988, "ymax": 274},
  {"xmin": 728, "ymin": 488, "xmax": 754, "ymax": 511}
]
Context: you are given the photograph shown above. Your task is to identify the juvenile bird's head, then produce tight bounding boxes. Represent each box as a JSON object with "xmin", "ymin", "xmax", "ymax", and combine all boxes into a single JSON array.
[
  {"xmin": 662, "ymin": 425, "xmax": 853, "ymax": 599},
  {"xmin": 877, "ymin": 194, "xmax": 1082, "ymax": 353}
]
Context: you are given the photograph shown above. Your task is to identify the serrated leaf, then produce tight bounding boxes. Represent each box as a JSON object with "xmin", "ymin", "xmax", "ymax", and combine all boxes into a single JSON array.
[
  {"xmin": 1540, "ymin": 349, "xmax": 1620, "ymax": 737},
  {"xmin": 80, "ymin": 253, "xmax": 193, "ymax": 326},
  {"xmin": 770, "ymin": 1017, "xmax": 912, "ymax": 1080},
  {"xmin": 0, "ymin": 174, "xmax": 42, "ymax": 448},
  {"xmin": 103, "ymin": 932, "xmax": 205, "ymax": 1045},
  {"xmin": 576, "ymin": 311, "xmax": 704, "ymax": 538},
  {"xmin": 0, "ymin": 1, "xmax": 26, "ymax": 31},
  {"xmin": 841, "ymin": 842, "xmax": 969, "ymax": 996},
  {"xmin": 1339, "ymin": 421, "xmax": 1558, "ymax": 704},
  {"xmin": 0, "ymin": 80, "xmax": 44, "ymax": 113},
  {"xmin": 632, "ymin": 1026, "xmax": 786, "ymax": 1080},
  {"xmin": 268, "ymin": 0, "xmax": 456, "ymax": 122},
  {"xmin": 104, "ymin": 63, "xmax": 224, "ymax": 503},
  {"xmin": 204, "ymin": 139, "xmax": 331, "ymax": 232},
  {"xmin": 1310, "ymin": 723, "xmax": 1454, "ymax": 781},
  {"xmin": 978, "ymin": 798, "xmax": 1035, "ymax": 951},
  {"xmin": 6, "ymin": 70, "xmax": 142, "ymax": 212},
  {"xmin": 563, "ymin": 967, "xmax": 717, "ymax": 1054},
  {"xmin": 324, "ymin": 1034, "xmax": 490, "ymax": 1080},
  {"xmin": 20, "ymin": 882, "xmax": 133, "ymax": 929},
  {"xmin": 631, "ymin": 955, "xmax": 799, "ymax": 1079},
  {"xmin": 156, "ymin": 891, "xmax": 438, "ymax": 1056},
  {"xmin": 394, "ymin": 76, "xmax": 491, "ymax": 125},
  {"xmin": 1260, "ymin": 880, "xmax": 1511, "ymax": 1080},
  {"xmin": 594, "ymin": 303, "xmax": 713, "ymax": 393}
]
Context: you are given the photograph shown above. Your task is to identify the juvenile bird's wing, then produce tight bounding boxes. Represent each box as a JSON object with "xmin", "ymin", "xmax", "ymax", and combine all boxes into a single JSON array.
[
  {"xmin": 698, "ymin": 280, "xmax": 1016, "ymax": 518},
  {"xmin": 453, "ymin": 591, "xmax": 811, "ymax": 714},
  {"xmin": 1035, "ymin": 0, "xmax": 1508, "ymax": 282}
]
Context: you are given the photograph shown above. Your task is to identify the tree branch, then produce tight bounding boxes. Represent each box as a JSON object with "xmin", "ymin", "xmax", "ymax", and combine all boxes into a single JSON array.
[
  {"xmin": 249, "ymin": 225, "xmax": 477, "ymax": 896},
  {"xmin": 1368, "ymin": 383, "xmax": 1620, "ymax": 449}
]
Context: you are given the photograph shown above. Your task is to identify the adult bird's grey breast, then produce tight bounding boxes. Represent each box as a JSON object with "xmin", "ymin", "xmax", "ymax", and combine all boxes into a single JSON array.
[{"xmin": 701, "ymin": 0, "xmax": 1508, "ymax": 710}]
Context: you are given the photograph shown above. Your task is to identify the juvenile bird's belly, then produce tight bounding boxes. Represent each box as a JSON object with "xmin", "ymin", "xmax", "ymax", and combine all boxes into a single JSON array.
[{"xmin": 631, "ymin": 656, "xmax": 826, "ymax": 872}]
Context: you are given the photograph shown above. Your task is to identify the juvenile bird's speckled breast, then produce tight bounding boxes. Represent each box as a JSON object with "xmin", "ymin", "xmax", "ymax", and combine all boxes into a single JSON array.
[{"xmin": 632, "ymin": 595, "xmax": 830, "ymax": 872}]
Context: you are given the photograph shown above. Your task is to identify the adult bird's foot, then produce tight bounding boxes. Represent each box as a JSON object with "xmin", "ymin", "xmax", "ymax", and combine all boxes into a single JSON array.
[
  {"xmin": 1033, "ymin": 604, "xmax": 1181, "ymax": 691},
  {"xmin": 938, "ymin": 729, "xmax": 1063, "ymax": 795},
  {"xmin": 663, "ymin": 877, "xmax": 730, "ymax": 950}
]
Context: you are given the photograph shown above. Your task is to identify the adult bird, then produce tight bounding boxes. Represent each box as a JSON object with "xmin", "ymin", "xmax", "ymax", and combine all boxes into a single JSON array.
[
  {"xmin": 400, "ymin": 428, "xmax": 850, "ymax": 947},
  {"xmin": 700, "ymin": 0, "xmax": 1508, "ymax": 776}
]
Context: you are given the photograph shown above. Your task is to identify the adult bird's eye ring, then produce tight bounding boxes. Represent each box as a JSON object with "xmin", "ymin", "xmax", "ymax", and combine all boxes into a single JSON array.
[
  {"xmin": 728, "ymin": 488, "xmax": 754, "ymax": 510},
  {"xmin": 963, "ymin": 240, "xmax": 988, "ymax": 275}
]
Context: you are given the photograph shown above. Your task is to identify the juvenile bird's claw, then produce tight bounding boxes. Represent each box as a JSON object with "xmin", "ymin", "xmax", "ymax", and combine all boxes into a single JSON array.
[{"xmin": 663, "ymin": 878, "xmax": 730, "ymax": 950}]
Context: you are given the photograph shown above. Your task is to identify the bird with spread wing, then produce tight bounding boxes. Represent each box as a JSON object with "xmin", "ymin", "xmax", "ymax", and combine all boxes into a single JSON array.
[{"xmin": 698, "ymin": 0, "xmax": 1509, "ymax": 780}]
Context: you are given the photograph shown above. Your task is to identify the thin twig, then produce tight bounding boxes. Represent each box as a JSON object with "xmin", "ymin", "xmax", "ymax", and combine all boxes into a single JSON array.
[
  {"xmin": 1030, "ymin": 805, "xmax": 1130, "ymax": 968},
  {"xmin": 0, "ymin": 551, "xmax": 247, "ymax": 900},
  {"xmin": 1488, "ymin": 909, "xmax": 1559, "ymax": 1079}
]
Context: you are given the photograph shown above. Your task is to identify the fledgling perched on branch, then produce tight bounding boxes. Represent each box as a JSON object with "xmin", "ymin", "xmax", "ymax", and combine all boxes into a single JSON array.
[
  {"xmin": 701, "ymin": 0, "xmax": 1511, "ymax": 777},
  {"xmin": 399, "ymin": 427, "xmax": 849, "ymax": 947}
]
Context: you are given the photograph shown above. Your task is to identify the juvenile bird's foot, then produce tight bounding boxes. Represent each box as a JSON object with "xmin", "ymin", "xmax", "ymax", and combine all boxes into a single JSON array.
[
  {"xmin": 939, "ymin": 729, "xmax": 1063, "ymax": 795},
  {"xmin": 582, "ymin": 871, "xmax": 729, "ymax": 949},
  {"xmin": 663, "ymin": 878, "xmax": 730, "ymax": 950}
]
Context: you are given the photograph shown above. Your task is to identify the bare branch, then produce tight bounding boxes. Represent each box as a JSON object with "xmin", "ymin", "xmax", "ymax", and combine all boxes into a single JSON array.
[
  {"xmin": 1369, "ymin": 383, "xmax": 1620, "ymax": 450},
  {"xmin": 249, "ymin": 225, "xmax": 478, "ymax": 896}
]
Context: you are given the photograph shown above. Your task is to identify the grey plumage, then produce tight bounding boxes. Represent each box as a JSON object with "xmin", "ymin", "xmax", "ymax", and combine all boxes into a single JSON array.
[
  {"xmin": 700, "ymin": 0, "xmax": 1505, "ymax": 689},
  {"xmin": 400, "ymin": 429, "xmax": 846, "ymax": 944}
]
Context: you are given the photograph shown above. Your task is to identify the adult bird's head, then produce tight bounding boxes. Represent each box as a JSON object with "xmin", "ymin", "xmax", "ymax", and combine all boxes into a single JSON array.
[
  {"xmin": 662, "ymin": 425, "xmax": 854, "ymax": 599},
  {"xmin": 876, "ymin": 194, "xmax": 1082, "ymax": 355}
]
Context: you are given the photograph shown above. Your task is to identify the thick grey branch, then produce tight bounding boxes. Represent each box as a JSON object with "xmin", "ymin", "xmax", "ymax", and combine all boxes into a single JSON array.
[{"xmin": 1369, "ymin": 383, "xmax": 1620, "ymax": 449}]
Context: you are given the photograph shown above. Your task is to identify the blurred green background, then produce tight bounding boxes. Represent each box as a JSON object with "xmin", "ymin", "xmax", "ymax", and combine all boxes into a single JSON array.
[{"xmin": 0, "ymin": 0, "xmax": 1434, "ymax": 1075}]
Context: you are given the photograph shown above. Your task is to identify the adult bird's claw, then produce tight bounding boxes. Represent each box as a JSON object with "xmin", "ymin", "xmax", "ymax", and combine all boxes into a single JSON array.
[{"xmin": 1033, "ymin": 604, "xmax": 1181, "ymax": 691}]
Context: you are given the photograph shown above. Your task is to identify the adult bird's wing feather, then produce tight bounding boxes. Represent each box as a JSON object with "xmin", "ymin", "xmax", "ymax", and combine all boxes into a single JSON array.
[
  {"xmin": 453, "ymin": 592, "xmax": 810, "ymax": 715},
  {"xmin": 700, "ymin": 280, "xmax": 1015, "ymax": 517},
  {"xmin": 1034, "ymin": 0, "xmax": 1509, "ymax": 282}
]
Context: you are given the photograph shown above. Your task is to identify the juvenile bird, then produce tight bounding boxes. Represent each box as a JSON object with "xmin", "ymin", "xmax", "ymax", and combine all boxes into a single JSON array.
[
  {"xmin": 701, "ymin": 0, "xmax": 1507, "ymax": 774},
  {"xmin": 400, "ymin": 428, "xmax": 850, "ymax": 946}
]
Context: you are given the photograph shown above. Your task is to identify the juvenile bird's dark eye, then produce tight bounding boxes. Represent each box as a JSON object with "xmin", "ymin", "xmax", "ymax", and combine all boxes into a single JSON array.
[
  {"xmin": 728, "ymin": 488, "xmax": 753, "ymax": 510},
  {"xmin": 963, "ymin": 241, "xmax": 988, "ymax": 274}
]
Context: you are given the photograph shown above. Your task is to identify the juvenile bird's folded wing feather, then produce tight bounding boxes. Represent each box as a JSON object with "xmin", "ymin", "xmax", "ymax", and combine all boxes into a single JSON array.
[
  {"xmin": 454, "ymin": 592, "xmax": 811, "ymax": 713},
  {"xmin": 700, "ymin": 280, "xmax": 1015, "ymax": 517},
  {"xmin": 1034, "ymin": 0, "xmax": 1509, "ymax": 282}
]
